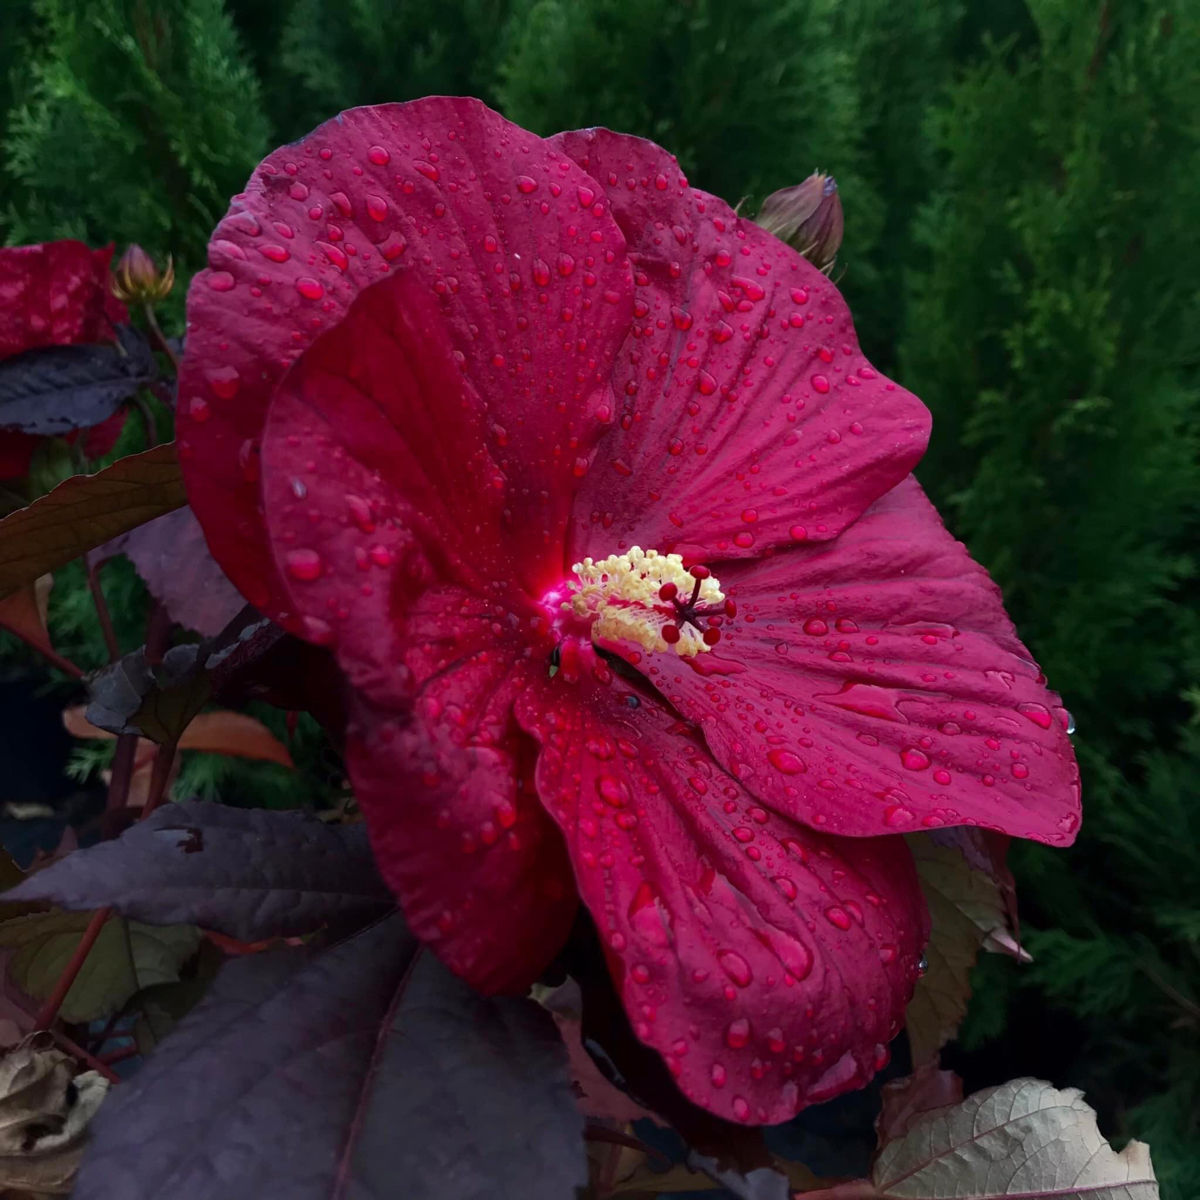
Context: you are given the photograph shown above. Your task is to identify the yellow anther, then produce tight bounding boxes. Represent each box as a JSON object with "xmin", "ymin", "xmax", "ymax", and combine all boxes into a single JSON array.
[{"xmin": 567, "ymin": 547, "xmax": 725, "ymax": 658}]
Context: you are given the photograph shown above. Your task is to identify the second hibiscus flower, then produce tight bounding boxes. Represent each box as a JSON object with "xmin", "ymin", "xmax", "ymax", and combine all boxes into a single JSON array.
[{"xmin": 176, "ymin": 97, "xmax": 1079, "ymax": 1124}]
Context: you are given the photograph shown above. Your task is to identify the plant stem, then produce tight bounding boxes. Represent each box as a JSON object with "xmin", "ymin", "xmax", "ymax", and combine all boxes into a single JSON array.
[
  {"xmin": 34, "ymin": 906, "xmax": 113, "ymax": 1030},
  {"xmin": 144, "ymin": 600, "xmax": 171, "ymax": 667},
  {"xmin": 21, "ymin": 637, "xmax": 84, "ymax": 679},
  {"xmin": 105, "ymin": 734, "xmax": 139, "ymax": 816},
  {"xmin": 50, "ymin": 1028, "xmax": 120, "ymax": 1084},
  {"xmin": 87, "ymin": 559, "xmax": 120, "ymax": 662},
  {"xmin": 140, "ymin": 737, "xmax": 178, "ymax": 818},
  {"xmin": 97, "ymin": 1044, "xmax": 140, "ymax": 1066},
  {"xmin": 142, "ymin": 304, "xmax": 179, "ymax": 375}
]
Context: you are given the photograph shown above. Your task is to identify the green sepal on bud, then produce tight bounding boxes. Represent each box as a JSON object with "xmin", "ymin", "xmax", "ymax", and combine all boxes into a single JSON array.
[
  {"xmin": 755, "ymin": 173, "xmax": 844, "ymax": 273},
  {"xmin": 111, "ymin": 244, "xmax": 175, "ymax": 305}
]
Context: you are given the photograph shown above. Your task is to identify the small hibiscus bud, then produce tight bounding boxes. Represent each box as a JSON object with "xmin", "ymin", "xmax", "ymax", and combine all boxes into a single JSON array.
[
  {"xmin": 111, "ymin": 243, "xmax": 175, "ymax": 304},
  {"xmin": 756, "ymin": 173, "xmax": 844, "ymax": 272}
]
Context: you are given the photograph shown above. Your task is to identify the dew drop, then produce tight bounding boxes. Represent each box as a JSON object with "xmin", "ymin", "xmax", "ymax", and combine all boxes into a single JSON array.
[
  {"xmin": 285, "ymin": 549, "xmax": 322, "ymax": 581},
  {"xmin": 766, "ymin": 748, "xmax": 806, "ymax": 775},
  {"xmin": 205, "ymin": 366, "xmax": 241, "ymax": 399},
  {"xmin": 717, "ymin": 950, "xmax": 753, "ymax": 987},
  {"xmin": 725, "ymin": 1018, "xmax": 750, "ymax": 1049},
  {"xmin": 824, "ymin": 906, "xmax": 853, "ymax": 931}
]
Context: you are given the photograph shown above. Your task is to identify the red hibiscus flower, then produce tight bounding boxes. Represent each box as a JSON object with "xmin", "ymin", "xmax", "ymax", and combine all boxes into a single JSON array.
[
  {"xmin": 0, "ymin": 240, "xmax": 129, "ymax": 479},
  {"xmin": 176, "ymin": 98, "xmax": 1080, "ymax": 1125}
]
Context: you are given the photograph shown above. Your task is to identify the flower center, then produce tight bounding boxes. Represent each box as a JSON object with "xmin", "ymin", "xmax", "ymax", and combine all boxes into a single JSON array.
[{"xmin": 563, "ymin": 547, "xmax": 733, "ymax": 658}]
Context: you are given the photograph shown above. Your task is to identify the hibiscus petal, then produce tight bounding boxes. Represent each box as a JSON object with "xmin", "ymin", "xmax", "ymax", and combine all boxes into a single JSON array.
[
  {"xmin": 0, "ymin": 241, "xmax": 126, "ymax": 362},
  {"xmin": 641, "ymin": 477, "xmax": 1081, "ymax": 845},
  {"xmin": 550, "ymin": 128, "xmax": 929, "ymax": 562},
  {"xmin": 179, "ymin": 97, "xmax": 632, "ymax": 616},
  {"xmin": 344, "ymin": 584, "xmax": 578, "ymax": 994},
  {"xmin": 516, "ymin": 675, "xmax": 928, "ymax": 1124}
]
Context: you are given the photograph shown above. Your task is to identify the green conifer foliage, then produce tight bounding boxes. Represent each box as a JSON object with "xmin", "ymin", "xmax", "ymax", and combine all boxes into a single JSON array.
[
  {"xmin": 2, "ymin": 0, "xmax": 269, "ymax": 265},
  {"xmin": 270, "ymin": 0, "xmax": 515, "ymax": 138},
  {"xmin": 900, "ymin": 4, "xmax": 1200, "ymax": 1189}
]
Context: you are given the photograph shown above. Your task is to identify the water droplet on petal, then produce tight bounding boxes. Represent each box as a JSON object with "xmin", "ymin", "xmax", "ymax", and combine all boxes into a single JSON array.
[
  {"xmin": 824, "ymin": 906, "xmax": 852, "ymax": 931},
  {"xmin": 767, "ymin": 748, "xmax": 806, "ymax": 775},
  {"xmin": 725, "ymin": 1018, "xmax": 750, "ymax": 1049},
  {"xmin": 718, "ymin": 950, "xmax": 753, "ymax": 987},
  {"xmin": 285, "ymin": 549, "xmax": 322, "ymax": 581}
]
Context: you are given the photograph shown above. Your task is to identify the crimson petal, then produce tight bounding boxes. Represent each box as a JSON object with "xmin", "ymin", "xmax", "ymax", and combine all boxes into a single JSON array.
[
  {"xmin": 516, "ymin": 675, "xmax": 928, "ymax": 1124},
  {"xmin": 550, "ymin": 128, "xmax": 929, "ymax": 563},
  {"xmin": 642, "ymin": 477, "xmax": 1081, "ymax": 845},
  {"xmin": 344, "ymin": 584, "xmax": 577, "ymax": 994},
  {"xmin": 0, "ymin": 241, "xmax": 126, "ymax": 362},
  {"xmin": 179, "ymin": 97, "xmax": 633, "ymax": 617}
]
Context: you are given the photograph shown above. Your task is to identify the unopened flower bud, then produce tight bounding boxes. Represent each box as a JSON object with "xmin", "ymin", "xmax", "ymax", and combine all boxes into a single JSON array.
[
  {"xmin": 111, "ymin": 244, "xmax": 175, "ymax": 304},
  {"xmin": 756, "ymin": 173, "xmax": 844, "ymax": 272}
]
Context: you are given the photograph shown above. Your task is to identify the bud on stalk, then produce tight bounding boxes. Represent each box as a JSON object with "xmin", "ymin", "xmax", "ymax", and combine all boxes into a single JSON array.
[
  {"xmin": 111, "ymin": 244, "xmax": 175, "ymax": 305},
  {"xmin": 756, "ymin": 173, "xmax": 844, "ymax": 273}
]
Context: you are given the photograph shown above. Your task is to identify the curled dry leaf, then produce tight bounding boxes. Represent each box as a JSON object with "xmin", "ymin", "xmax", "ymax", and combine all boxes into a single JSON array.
[
  {"xmin": 869, "ymin": 1077, "xmax": 1158, "ymax": 1200},
  {"xmin": 0, "ymin": 444, "xmax": 187, "ymax": 600},
  {"xmin": 904, "ymin": 830, "xmax": 1023, "ymax": 1065},
  {"xmin": 0, "ymin": 1035, "xmax": 109, "ymax": 1198}
]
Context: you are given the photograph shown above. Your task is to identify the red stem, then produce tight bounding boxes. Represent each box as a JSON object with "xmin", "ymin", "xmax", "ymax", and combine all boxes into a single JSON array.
[
  {"xmin": 139, "ymin": 738, "xmax": 178, "ymax": 818},
  {"xmin": 105, "ymin": 733, "xmax": 139, "ymax": 817},
  {"xmin": 24, "ymin": 638, "xmax": 84, "ymax": 679},
  {"xmin": 97, "ymin": 1044, "xmax": 140, "ymax": 1066},
  {"xmin": 35, "ymin": 906, "xmax": 113, "ymax": 1030},
  {"xmin": 50, "ymin": 1028, "xmax": 121, "ymax": 1084},
  {"xmin": 87, "ymin": 560, "xmax": 121, "ymax": 662}
]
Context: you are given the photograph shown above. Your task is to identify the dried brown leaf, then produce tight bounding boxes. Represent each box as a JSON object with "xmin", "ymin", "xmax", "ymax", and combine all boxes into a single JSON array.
[
  {"xmin": 0, "ymin": 1036, "xmax": 108, "ymax": 1197},
  {"xmin": 871, "ymin": 1078, "xmax": 1158, "ymax": 1199}
]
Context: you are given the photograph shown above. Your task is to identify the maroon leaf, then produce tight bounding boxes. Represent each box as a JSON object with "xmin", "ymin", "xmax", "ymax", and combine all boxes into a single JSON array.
[
  {"xmin": 74, "ymin": 915, "xmax": 586, "ymax": 1200},
  {"xmin": 7, "ymin": 802, "xmax": 392, "ymax": 941},
  {"xmin": 93, "ymin": 506, "xmax": 244, "ymax": 637},
  {"xmin": 0, "ymin": 327, "xmax": 156, "ymax": 435}
]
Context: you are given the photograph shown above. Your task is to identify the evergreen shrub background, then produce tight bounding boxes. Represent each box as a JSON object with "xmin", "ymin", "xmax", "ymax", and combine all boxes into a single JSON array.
[{"xmin": 2, "ymin": 0, "xmax": 1196, "ymax": 1192}]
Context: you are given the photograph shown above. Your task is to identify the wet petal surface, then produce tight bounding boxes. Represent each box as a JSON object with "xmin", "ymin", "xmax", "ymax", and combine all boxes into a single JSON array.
[
  {"xmin": 516, "ymin": 674, "xmax": 928, "ymax": 1124},
  {"xmin": 641, "ymin": 478, "xmax": 1081, "ymax": 844},
  {"xmin": 551, "ymin": 128, "xmax": 930, "ymax": 563},
  {"xmin": 346, "ymin": 585, "xmax": 577, "ymax": 994}
]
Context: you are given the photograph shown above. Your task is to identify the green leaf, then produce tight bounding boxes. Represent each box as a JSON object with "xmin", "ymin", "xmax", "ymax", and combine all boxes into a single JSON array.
[
  {"xmin": 0, "ymin": 911, "xmax": 200, "ymax": 1024},
  {"xmin": 0, "ymin": 445, "xmax": 187, "ymax": 600}
]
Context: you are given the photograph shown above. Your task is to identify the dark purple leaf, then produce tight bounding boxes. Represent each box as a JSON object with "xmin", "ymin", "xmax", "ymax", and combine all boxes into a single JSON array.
[
  {"xmin": 7, "ymin": 801, "xmax": 393, "ymax": 941},
  {"xmin": 74, "ymin": 915, "xmax": 586, "ymax": 1200},
  {"xmin": 0, "ymin": 327, "xmax": 156, "ymax": 435},
  {"xmin": 93, "ymin": 506, "xmax": 244, "ymax": 636}
]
